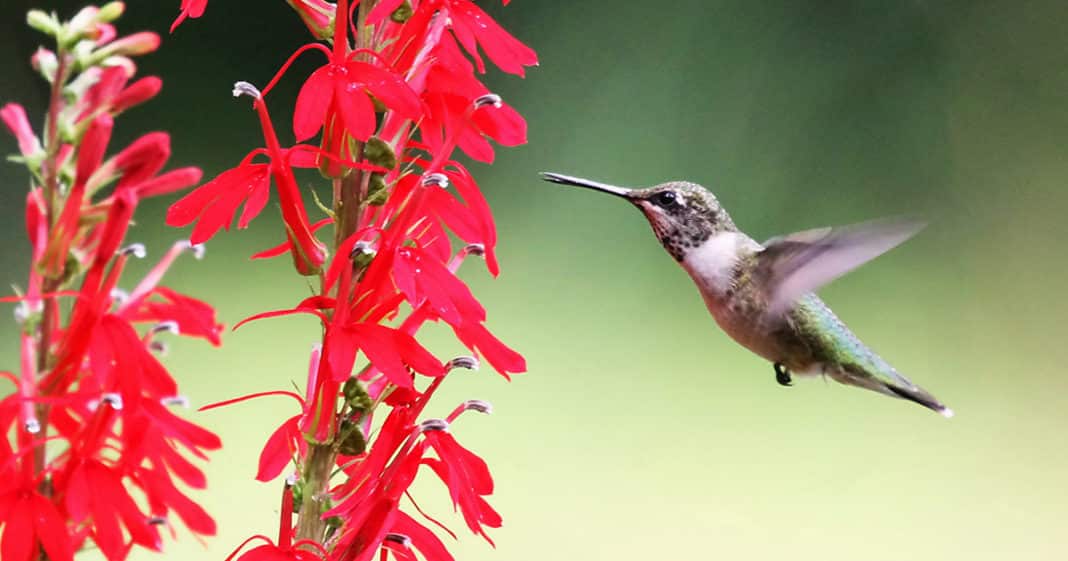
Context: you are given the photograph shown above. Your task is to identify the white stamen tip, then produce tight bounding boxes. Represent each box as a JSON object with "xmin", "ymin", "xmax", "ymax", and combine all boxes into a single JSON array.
[
  {"xmin": 152, "ymin": 320, "xmax": 180, "ymax": 335},
  {"xmin": 473, "ymin": 93, "xmax": 502, "ymax": 109},
  {"xmin": 419, "ymin": 418, "xmax": 449, "ymax": 432},
  {"xmin": 446, "ymin": 356, "xmax": 479, "ymax": 371},
  {"xmin": 102, "ymin": 393, "xmax": 124, "ymax": 410},
  {"xmin": 13, "ymin": 303, "xmax": 30, "ymax": 324},
  {"xmin": 179, "ymin": 240, "xmax": 206, "ymax": 260},
  {"xmin": 464, "ymin": 243, "xmax": 485, "ymax": 257},
  {"xmin": 350, "ymin": 240, "xmax": 376, "ymax": 258},
  {"xmin": 110, "ymin": 288, "xmax": 130, "ymax": 304},
  {"xmin": 161, "ymin": 395, "xmax": 190, "ymax": 408},
  {"xmin": 463, "ymin": 399, "xmax": 492, "ymax": 415},
  {"xmin": 940, "ymin": 407, "xmax": 955, "ymax": 419},
  {"xmin": 24, "ymin": 418, "xmax": 41, "ymax": 434},
  {"xmin": 421, "ymin": 172, "xmax": 449, "ymax": 188},
  {"xmin": 232, "ymin": 81, "xmax": 262, "ymax": 100},
  {"xmin": 120, "ymin": 243, "xmax": 147, "ymax": 258},
  {"xmin": 384, "ymin": 534, "xmax": 412, "ymax": 548}
]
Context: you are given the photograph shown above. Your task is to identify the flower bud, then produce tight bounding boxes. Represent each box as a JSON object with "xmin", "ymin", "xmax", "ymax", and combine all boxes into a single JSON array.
[
  {"xmin": 390, "ymin": 1, "xmax": 414, "ymax": 23},
  {"xmin": 97, "ymin": 2, "xmax": 126, "ymax": 23},
  {"xmin": 31, "ymin": 48, "xmax": 58, "ymax": 83},
  {"xmin": 68, "ymin": 6, "xmax": 101, "ymax": 39},
  {"xmin": 338, "ymin": 419, "xmax": 367, "ymax": 455},
  {"xmin": 105, "ymin": 31, "xmax": 161, "ymax": 57},
  {"xmin": 365, "ymin": 174, "xmax": 389, "ymax": 206},
  {"xmin": 26, "ymin": 10, "xmax": 61, "ymax": 37},
  {"xmin": 363, "ymin": 137, "xmax": 397, "ymax": 170},
  {"xmin": 342, "ymin": 378, "xmax": 373, "ymax": 413}
]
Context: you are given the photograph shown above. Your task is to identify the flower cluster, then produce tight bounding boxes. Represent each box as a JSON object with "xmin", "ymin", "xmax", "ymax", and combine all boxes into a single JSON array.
[
  {"xmin": 1, "ymin": 4, "xmax": 222, "ymax": 561},
  {"xmin": 168, "ymin": 0, "xmax": 533, "ymax": 560}
]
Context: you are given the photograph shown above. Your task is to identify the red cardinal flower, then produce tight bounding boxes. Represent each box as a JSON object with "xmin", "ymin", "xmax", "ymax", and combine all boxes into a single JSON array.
[
  {"xmin": 0, "ymin": 103, "xmax": 42, "ymax": 157},
  {"xmin": 0, "ymin": 484, "xmax": 75, "ymax": 561},
  {"xmin": 171, "ymin": 0, "xmax": 208, "ymax": 32},
  {"xmin": 292, "ymin": 0, "xmax": 421, "ymax": 144}
]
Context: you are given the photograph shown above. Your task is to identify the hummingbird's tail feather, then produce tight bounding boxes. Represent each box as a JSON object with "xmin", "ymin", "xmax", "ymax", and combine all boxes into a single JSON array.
[
  {"xmin": 831, "ymin": 366, "xmax": 954, "ymax": 418},
  {"xmin": 882, "ymin": 382, "xmax": 955, "ymax": 418}
]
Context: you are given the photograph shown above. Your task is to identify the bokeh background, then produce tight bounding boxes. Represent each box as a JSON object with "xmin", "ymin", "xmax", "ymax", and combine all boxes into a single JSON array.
[{"xmin": 3, "ymin": 1, "xmax": 1068, "ymax": 560}]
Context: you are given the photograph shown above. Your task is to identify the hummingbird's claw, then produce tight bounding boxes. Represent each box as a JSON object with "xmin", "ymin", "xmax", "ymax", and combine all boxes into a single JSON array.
[{"xmin": 774, "ymin": 362, "xmax": 792, "ymax": 387}]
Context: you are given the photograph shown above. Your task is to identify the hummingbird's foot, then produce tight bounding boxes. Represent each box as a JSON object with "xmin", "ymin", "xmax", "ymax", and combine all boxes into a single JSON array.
[{"xmin": 774, "ymin": 362, "xmax": 792, "ymax": 387}]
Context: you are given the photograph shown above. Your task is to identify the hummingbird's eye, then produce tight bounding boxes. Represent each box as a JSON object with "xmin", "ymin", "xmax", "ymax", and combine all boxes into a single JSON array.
[{"xmin": 652, "ymin": 191, "xmax": 679, "ymax": 208}]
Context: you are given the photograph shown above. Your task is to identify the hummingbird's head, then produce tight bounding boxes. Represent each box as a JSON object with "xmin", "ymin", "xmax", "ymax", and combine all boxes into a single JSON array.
[{"xmin": 541, "ymin": 172, "xmax": 737, "ymax": 261}]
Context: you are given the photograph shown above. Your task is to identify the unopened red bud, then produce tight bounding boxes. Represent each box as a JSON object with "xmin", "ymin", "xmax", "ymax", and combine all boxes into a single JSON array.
[
  {"xmin": 134, "ymin": 167, "xmax": 203, "ymax": 199},
  {"xmin": 113, "ymin": 76, "xmax": 162, "ymax": 113},
  {"xmin": 31, "ymin": 48, "xmax": 58, "ymax": 82},
  {"xmin": 1, "ymin": 103, "xmax": 43, "ymax": 158},
  {"xmin": 102, "ymin": 31, "xmax": 160, "ymax": 57}
]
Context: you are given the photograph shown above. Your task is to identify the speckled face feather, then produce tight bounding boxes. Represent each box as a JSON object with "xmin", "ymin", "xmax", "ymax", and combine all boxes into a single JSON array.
[{"xmin": 632, "ymin": 182, "xmax": 738, "ymax": 261}]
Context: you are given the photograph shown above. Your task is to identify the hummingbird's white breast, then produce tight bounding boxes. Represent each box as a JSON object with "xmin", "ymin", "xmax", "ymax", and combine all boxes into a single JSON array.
[
  {"xmin": 680, "ymin": 232, "xmax": 782, "ymax": 360},
  {"xmin": 680, "ymin": 232, "xmax": 758, "ymax": 298}
]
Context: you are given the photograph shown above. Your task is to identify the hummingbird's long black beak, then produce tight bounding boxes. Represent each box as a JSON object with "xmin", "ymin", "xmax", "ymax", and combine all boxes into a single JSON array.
[{"xmin": 540, "ymin": 172, "xmax": 635, "ymax": 199}]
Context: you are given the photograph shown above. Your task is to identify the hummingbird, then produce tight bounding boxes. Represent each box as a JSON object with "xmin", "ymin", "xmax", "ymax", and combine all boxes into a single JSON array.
[{"xmin": 541, "ymin": 172, "xmax": 952, "ymax": 417}]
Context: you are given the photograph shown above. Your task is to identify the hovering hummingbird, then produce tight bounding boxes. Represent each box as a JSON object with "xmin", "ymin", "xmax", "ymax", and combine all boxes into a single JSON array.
[{"xmin": 541, "ymin": 172, "xmax": 952, "ymax": 417}]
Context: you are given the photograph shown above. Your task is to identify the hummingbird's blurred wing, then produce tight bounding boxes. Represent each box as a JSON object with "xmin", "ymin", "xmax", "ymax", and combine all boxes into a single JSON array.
[{"xmin": 758, "ymin": 218, "xmax": 925, "ymax": 315}]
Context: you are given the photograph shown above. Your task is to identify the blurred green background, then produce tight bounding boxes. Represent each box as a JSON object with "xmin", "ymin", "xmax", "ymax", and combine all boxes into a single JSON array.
[{"xmin": 3, "ymin": 1, "xmax": 1068, "ymax": 560}]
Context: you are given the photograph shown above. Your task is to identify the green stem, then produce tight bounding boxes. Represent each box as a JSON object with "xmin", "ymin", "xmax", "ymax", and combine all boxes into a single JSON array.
[{"xmin": 295, "ymin": 442, "xmax": 337, "ymax": 543}]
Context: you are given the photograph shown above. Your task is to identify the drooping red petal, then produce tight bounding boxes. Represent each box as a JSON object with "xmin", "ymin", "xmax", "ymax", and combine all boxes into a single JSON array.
[
  {"xmin": 352, "ymin": 62, "xmax": 422, "ymax": 119},
  {"xmin": 256, "ymin": 415, "xmax": 301, "ymax": 482},
  {"xmin": 334, "ymin": 78, "xmax": 377, "ymax": 141},
  {"xmin": 293, "ymin": 66, "xmax": 334, "ymax": 141}
]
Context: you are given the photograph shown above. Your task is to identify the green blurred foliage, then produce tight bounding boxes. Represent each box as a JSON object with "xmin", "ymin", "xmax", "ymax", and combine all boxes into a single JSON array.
[{"xmin": 2, "ymin": 1, "xmax": 1068, "ymax": 560}]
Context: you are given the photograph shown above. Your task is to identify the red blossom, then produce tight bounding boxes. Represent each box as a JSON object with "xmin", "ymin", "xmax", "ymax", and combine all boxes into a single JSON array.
[
  {"xmin": 0, "ymin": 103, "xmax": 41, "ymax": 157},
  {"xmin": 158, "ymin": 1, "xmax": 536, "ymax": 560},
  {"xmin": 171, "ymin": 0, "xmax": 209, "ymax": 32}
]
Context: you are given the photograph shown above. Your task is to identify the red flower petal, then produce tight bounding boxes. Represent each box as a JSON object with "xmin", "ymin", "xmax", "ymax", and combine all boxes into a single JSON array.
[{"xmin": 293, "ymin": 66, "xmax": 334, "ymax": 141}]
